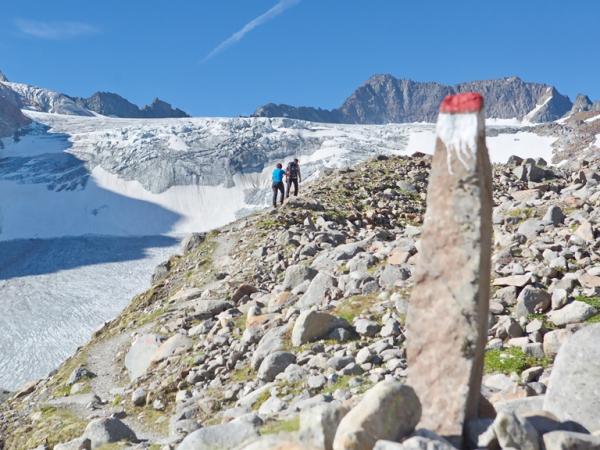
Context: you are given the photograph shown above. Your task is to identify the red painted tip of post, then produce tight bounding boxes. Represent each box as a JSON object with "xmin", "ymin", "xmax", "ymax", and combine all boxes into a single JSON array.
[{"xmin": 439, "ymin": 92, "xmax": 484, "ymax": 113}]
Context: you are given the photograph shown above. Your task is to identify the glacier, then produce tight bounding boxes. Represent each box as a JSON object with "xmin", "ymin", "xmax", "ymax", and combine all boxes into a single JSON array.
[{"xmin": 0, "ymin": 111, "xmax": 559, "ymax": 389}]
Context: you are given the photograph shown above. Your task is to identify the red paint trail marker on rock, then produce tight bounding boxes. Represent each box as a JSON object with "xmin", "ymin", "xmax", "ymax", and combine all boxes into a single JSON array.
[{"xmin": 406, "ymin": 92, "xmax": 493, "ymax": 446}]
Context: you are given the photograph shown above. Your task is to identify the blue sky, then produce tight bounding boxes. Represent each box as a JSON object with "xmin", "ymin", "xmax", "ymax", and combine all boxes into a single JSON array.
[{"xmin": 0, "ymin": 0, "xmax": 598, "ymax": 116}]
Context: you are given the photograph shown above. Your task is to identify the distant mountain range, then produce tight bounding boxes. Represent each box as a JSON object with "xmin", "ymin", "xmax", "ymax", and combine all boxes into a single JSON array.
[
  {"xmin": 0, "ymin": 70, "xmax": 188, "ymax": 129},
  {"xmin": 253, "ymin": 74, "xmax": 600, "ymax": 124}
]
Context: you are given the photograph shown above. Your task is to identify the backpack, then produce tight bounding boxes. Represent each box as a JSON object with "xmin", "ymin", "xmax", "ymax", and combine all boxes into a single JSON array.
[{"xmin": 287, "ymin": 161, "xmax": 299, "ymax": 178}]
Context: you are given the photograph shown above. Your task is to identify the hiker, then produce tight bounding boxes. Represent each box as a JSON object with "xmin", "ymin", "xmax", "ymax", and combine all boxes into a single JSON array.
[
  {"xmin": 271, "ymin": 163, "xmax": 286, "ymax": 207},
  {"xmin": 286, "ymin": 158, "xmax": 301, "ymax": 198}
]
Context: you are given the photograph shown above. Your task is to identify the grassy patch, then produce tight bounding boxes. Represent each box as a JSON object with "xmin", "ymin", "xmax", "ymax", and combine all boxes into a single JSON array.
[
  {"xmin": 575, "ymin": 295, "xmax": 600, "ymax": 322},
  {"xmin": 256, "ymin": 217, "xmax": 283, "ymax": 230},
  {"xmin": 527, "ymin": 313, "xmax": 557, "ymax": 330},
  {"xmin": 5, "ymin": 405, "xmax": 87, "ymax": 449},
  {"xmin": 333, "ymin": 294, "xmax": 380, "ymax": 323},
  {"xmin": 251, "ymin": 389, "xmax": 271, "ymax": 411},
  {"xmin": 259, "ymin": 416, "xmax": 300, "ymax": 435},
  {"xmin": 507, "ymin": 207, "xmax": 536, "ymax": 220},
  {"xmin": 484, "ymin": 347, "xmax": 550, "ymax": 375},
  {"xmin": 230, "ymin": 364, "xmax": 255, "ymax": 383}
]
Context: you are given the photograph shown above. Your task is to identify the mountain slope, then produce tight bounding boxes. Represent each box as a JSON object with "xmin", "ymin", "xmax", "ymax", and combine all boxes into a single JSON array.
[
  {"xmin": 0, "ymin": 82, "xmax": 31, "ymax": 138},
  {"xmin": 254, "ymin": 74, "xmax": 577, "ymax": 124}
]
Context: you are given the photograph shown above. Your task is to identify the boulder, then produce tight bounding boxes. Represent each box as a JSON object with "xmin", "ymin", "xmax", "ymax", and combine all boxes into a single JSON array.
[
  {"xmin": 547, "ymin": 301, "xmax": 597, "ymax": 326},
  {"xmin": 300, "ymin": 402, "xmax": 351, "ymax": 450},
  {"xmin": 257, "ymin": 351, "xmax": 297, "ymax": 382},
  {"xmin": 492, "ymin": 411, "xmax": 539, "ymax": 450},
  {"xmin": 83, "ymin": 417, "xmax": 137, "ymax": 448},
  {"xmin": 177, "ymin": 419, "xmax": 259, "ymax": 450},
  {"xmin": 193, "ymin": 299, "xmax": 233, "ymax": 319},
  {"xmin": 298, "ymin": 272, "xmax": 337, "ymax": 308},
  {"xmin": 544, "ymin": 324, "xmax": 600, "ymax": 432},
  {"xmin": 251, "ymin": 325, "xmax": 290, "ymax": 369},
  {"xmin": 282, "ymin": 264, "xmax": 317, "ymax": 290},
  {"xmin": 543, "ymin": 431, "xmax": 600, "ymax": 450},
  {"xmin": 181, "ymin": 232, "xmax": 206, "ymax": 253},
  {"xmin": 516, "ymin": 286, "xmax": 551, "ymax": 319},
  {"xmin": 543, "ymin": 206, "xmax": 565, "ymax": 226},
  {"xmin": 151, "ymin": 333, "xmax": 192, "ymax": 363},
  {"xmin": 291, "ymin": 310, "xmax": 348, "ymax": 347},
  {"xmin": 124, "ymin": 334, "xmax": 162, "ymax": 380},
  {"xmin": 332, "ymin": 381, "xmax": 421, "ymax": 450}
]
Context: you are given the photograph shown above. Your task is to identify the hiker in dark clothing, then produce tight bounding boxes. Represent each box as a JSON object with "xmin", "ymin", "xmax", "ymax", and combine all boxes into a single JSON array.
[
  {"xmin": 272, "ymin": 163, "xmax": 286, "ymax": 207},
  {"xmin": 286, "ymin": 158, "xmax": 301, "ymax": 198}
]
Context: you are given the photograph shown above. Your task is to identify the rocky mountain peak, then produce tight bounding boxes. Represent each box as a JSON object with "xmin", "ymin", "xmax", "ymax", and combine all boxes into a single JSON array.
[
  {"xmin": 140, "ymin": 98, "xmax": 189, "ymax": 118},
  {"xmin": 0, "ymin": 71, "xmax": 8, "ymax": 82},
  {"xmin": 570, "ymin": 94, "xmax": 594, "ymax": 114},
  {"xmin": 254, "ymin": 74, "xmax": 575, "ymax": 124}
]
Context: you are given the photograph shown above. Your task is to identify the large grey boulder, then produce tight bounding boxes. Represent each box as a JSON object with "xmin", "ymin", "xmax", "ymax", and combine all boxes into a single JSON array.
[
  {"xmin": 150, "ymin": 333, "xmax": 192, "ymax": 363},
  {"xmin": 298, "ymin": 272, "xmax": 337, "ymax": 308},
  {"xmin": 300, "ymin": 402, "xmax": 351, "ymax": 450},
  {"xmin": 83, "ymin": 417, "xmax": 137, "ymax": 448},
  {"xmin": 547, "ymin": 301, "xmax": 597, "ymax": 326},
  {"xmin": 543, "ymin": 431, "xmax": 600, "ymax": 450},
  {"xmin": 124, "ymin": 333, "xmax": 162, "ymax": 380},
  {"xmin": 543, "ymin": 206, "xmax": 565, "ymax": 226},
  {"xmin": 257, "ymin": 351, "xmax": 297, "ymax": 382},
  {"xmin": 177, "ymin": 419, "xmax": 259, "ymax": 450},
  {"xmin": 332, "ymin": 381, "xmax": 421, "ymax": 450},
  {"xmin": 251, "ymin": 325, "xmax": 290, "ymax": 369},
  {"xmin": 192, "ymin": 299, "xmax": 233, "ymax": 319},
  {"xmin": 374, "ymin": 436, "xmax": 456, "ymax": 450},
  {"xmin": 544, "ymin": 324, "xmax": 600, "ymax": 432},
  {"xmin": 291, "ymin": 311, "xmax": 349, "ymax": 347},
  {"xmin": 282, "ymin": 264, "xmax": 317, "ymax": 290},
  {"xmin": 492, "ymin": 411, "xmax": 539, "ymax": 450},
  {"xmin": 516, "ymin": 286, "xmax": 551, "ymax": 319}
]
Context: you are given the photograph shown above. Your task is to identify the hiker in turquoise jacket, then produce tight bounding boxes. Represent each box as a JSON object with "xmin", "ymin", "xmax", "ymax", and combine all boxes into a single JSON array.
[{"xmin": 272, "ymin": 163, "xmax": 286, "ymax": 207}]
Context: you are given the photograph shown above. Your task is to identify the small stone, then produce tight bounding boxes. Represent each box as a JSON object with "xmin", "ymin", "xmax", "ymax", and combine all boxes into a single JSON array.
[
  {"xmin": 543, "ymin": 206, "xmax": 565, "ymax": 226},
  {"xmin": 131, "ymin": 388, "xmax": 147, "ymax": 407},
  {"xmin": 307, "ymin": 375, "xmax": 327, "ymax": 390},
  {"xmin": 354, "ymin": 319, "xmax": 380, "ymax": 337},
  {"xmin": 551, "ymin": 289, "xmax": 568, "ymax": 310}
]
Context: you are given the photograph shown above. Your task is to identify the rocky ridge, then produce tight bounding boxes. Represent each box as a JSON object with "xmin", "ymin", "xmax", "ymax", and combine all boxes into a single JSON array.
[
  {"xmin": 0, "ymin": 70, "xmax": 188, "ymax": 119},
  {"xmin": 73, "ymin": 93, "xmax": 189, "ymax": 119},
  {"xmin": 254, "ymin": 75, "xmax": 579, "ymax": 124},
  {"xmin": 2, "ymin": 153, "xmax": 600, "ymax": 449}
]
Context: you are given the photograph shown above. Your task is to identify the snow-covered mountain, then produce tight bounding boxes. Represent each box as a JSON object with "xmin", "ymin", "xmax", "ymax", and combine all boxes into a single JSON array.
[
  {"xmin": 0, "ymin": 71, "xmax": 188, "ymax": 118},
  {"xmin": 254, "ymin": 74, "xmax": 583, "ymax": 124}
]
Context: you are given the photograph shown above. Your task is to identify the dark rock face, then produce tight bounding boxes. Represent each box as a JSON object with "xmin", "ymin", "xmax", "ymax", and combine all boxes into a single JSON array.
[
  {"xmin": 74, "ymin": 92, "xmax": 189, "ymax": 118},
  {"xmin": 75, "ymin": 92, "xmax": 141, "ymax": 118},
  {"xmin": 253, "ymin": 103, "xmax": 341, "ymax": 123},
  {"xmin": 140, "ymin": 98, "xmax": 188, "ymax": 118},
  {"xmin": 570, "ymin": 94, "xmax": 594, "ymax": 114},
  {"xmin": 0, "ymin": 90, "xmax": 31, "ymax": 138},
  {"xmin": 253, "ymin": 74, "xmax": 575, "ymax": 124}
]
